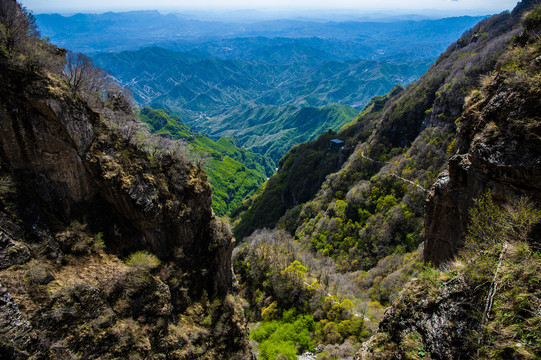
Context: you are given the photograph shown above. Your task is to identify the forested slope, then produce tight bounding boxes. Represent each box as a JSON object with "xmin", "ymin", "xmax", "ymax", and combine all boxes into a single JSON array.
[
  {"xmin": 234, "ymin": 5, "xmax": 523, "ymax": 267},
  {"xmin": 359, "ymin": 6, "xmax": 541, "ymax": 356},
  {"xmin": 233, "ymin": 1, "xmax": 541, "ymax": 358}
]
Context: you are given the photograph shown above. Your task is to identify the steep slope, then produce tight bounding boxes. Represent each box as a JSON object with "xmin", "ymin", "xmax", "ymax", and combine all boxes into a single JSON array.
[
  {"xmin": 231, "ymin": 85, "xmax": 405, "ymax": 239},
  {"xmin": 424, "ymin": 5, "xmax": 541, "ymax": 264},
  {"xmin": 235, "ymin": 6, "xmax": 520, "ymax": 251},
  {"xmin": 358, "ymin": 195, "xmax": 541, "ymax": 359},
  {"xmin": 357, "ymin": 9, "xmax": 541, "ymax": 353},
  {"xmin": 233, "ymin": 2, "xmax": 541, "ymax": 359},
  {"xmin": 138, "ymin": 107, "xmax": 275, "ymax": 216},
  {"xmin": 0, "ymin": 2, "xmax": 251, "ymax": 358}
]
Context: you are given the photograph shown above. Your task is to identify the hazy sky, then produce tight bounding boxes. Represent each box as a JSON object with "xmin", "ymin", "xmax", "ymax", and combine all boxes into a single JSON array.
[{"xmin": 20, "ymin": 0, "xmax": 519, "ymax": 14}]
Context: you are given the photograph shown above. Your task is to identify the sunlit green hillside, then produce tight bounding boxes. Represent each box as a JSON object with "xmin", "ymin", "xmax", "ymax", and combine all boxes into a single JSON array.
[{"xmin": 139, "ymin": 107, "xmax": 275, "ymax": 216}]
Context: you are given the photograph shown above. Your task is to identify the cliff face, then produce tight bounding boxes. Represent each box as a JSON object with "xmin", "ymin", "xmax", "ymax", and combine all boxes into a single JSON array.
[
  {"xmin": 0, "ymin": 2, "xmax": 251, "ymax": 357},
  {"xmin": 0, "ymin": 54, "xmax": 234, "ymax": 297},
  {"xmin": 424, "ymin": 0, "xmax": 541, "ymax": 265},
  {"xmin": 356, "ymin": 2, "xmax": 541, "ymax": 359}
]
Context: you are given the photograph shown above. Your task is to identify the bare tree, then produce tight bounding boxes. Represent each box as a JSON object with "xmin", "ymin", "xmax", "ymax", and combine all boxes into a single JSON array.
[{"xmin": 64, "ymin": 51, "xmax": 101, "ymax": 92}]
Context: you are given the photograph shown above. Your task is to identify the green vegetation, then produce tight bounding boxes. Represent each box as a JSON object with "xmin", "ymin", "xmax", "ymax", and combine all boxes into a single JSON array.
[
  {"xmin": 293, "ymin": 126, "xmax": 453, "ymax": 271},
  {"xmin": 138, "ymin": 107, "xmax": 275, "ymax": 216},
  {"xmin": 205, "ymin": 103, "xmax": 359, "ymax": 162},
  {"xmin": 232, "ymin": 129, "xmax": 355, "ymax": 239},
  {"xmin": 251, "ymin": 312, "xmax": 315, "ymax": 360},
  {"xmin": 3, "ymin": 1, "xmax": 540, "ymax": 359},
  {"xmin": 364, "ymin": 193, "xmax": 541, "ymax": 359},
  {"xmin": 56, "ymin": 221, "xmax": 106, "ymax": 255},
  {"xmin": 234, "ymin": 229, "xmax": 408, "ymax": 359},
  {"xmin": 125, "ymin": 250, "xmax": 161, "ymax": 271}
]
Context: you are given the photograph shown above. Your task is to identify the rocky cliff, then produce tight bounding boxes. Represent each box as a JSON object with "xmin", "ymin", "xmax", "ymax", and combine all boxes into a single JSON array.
[
  {"xmin": 424, "ymin": 0, "xmax": 541, "ymax": 265},
  {"xmin": 0, "ymin": 1, "xmax": 251, "ymax": 358}
]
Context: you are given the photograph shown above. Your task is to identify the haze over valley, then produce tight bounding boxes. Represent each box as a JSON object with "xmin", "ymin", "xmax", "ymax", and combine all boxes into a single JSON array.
[{"xmin": 35, "ymin": 11, "xmax": 485, "ymax": 207}]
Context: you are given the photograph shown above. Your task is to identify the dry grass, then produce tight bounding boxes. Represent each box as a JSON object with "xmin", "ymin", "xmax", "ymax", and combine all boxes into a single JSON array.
[
  {"xmin": 49, "ymin": 253, "xmax": 130, "ymax": 293},
  {"xmin": 0, "ymin": 252, "xmax": 129, "ymax": 320}
]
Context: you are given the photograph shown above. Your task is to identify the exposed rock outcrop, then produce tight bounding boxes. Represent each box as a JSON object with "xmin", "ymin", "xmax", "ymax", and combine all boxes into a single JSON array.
[
  {"xmin": 0, "ymin": 2, "xmax": 251, "ymax": 357},
  {"xmin": 0, "ymin": 281, "xmax": 34, "ymax": 359},
  {"xmin": 0, "ymin": 52, "xmax": 234, "ymax": 296},
  {"xmin": 356, "ymin": 275, "xmax": 479, "ymax": 360},
  {"xmin": 424, "ymin": 1, "xmax": 541, "ymax": 264}
]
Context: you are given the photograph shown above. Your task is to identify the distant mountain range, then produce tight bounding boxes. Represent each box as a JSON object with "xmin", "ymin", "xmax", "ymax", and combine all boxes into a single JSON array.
[
  {"xmin": 92, "ymin": 46, "xmax": 431, "ymax": 111},
  {"xmin": 92, "ymin": 46, "xmax": 428, "ymax": 160},
  {"xmin": 36, "ymin": 10, "xmax": 486, "ymax": 166},
  {"xmin": 36, "ymin": 11, "xmax": 485, "ymax": 59}
]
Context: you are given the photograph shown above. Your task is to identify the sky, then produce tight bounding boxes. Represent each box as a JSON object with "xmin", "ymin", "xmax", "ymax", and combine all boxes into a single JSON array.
[{"xmin": 20, "ymin": 0, "xmax": 519, "ymax": 15}]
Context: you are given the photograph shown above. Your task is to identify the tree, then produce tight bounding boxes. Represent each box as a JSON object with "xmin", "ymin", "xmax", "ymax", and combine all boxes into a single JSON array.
[
  {"xmin": 64, "ymin": 51, "xmax": 107, "ymax": 92},
  {"xmin": 0, "ymin": 0, "xmax": 38, "ymax": 55}
]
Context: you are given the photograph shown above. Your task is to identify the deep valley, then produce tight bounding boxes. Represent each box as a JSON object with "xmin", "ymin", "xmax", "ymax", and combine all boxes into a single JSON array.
[{"xmin": 0, "ymin": 0, "xmax": 540, "ymax": 359}]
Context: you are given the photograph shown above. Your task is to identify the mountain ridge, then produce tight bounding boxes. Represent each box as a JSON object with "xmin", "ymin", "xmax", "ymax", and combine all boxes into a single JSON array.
[{"xmin": 36, "ymin": 13, "xmax": 485, "ymax": 55}]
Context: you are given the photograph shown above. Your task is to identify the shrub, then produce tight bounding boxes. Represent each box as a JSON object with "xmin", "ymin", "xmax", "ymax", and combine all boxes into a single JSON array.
[
  {"xmin": 523, "ymin": 4, "xmax": 541, "ymax": 39},
  {"xmin": 460, "ymin": 192, "xmax": 541, "ymax": 284},
  {"xmin": 92, "ymin": 232, "xmax": 105, "ymax": 252},
  {"xmin": 0, "ymin": 174, "xmax": 15, "ymax": 195},
  {"xmin": 25, "ymin": 259, "xmax": 53, "ymax": 284},
  {"xmin": 252, "ymin": 313, "xmax": 315, "ymax": 360},
  {"xmin": 125, "ymin": 251, "xmax": 161, "ymax": 271},
  {"xmin": 261, "ymin": 301, "xmax": 279, "ymax": 321}
]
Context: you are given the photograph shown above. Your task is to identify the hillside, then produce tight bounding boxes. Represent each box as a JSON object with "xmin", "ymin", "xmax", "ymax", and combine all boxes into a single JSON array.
[
  {"xmin": 359, "ymin": 5, "xmax": 541, "ymax": 356},
  {"xmin": 233, "ymin": 3, "xmax": 523, "ymax": 250},
  {"xmin": 200, "ymin": 104, "xmax": 359, "ymax": 162},
  {"xmin": 138, "ymin": 107, "xmax": 275, "ymax": 216},
  {"xmin": 232, "ymin": 1, "xmax": 541, "ymax": 359},
  {"xmin": 0, "ymin": 2, "xmax": 251, "ymax": 358}
]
